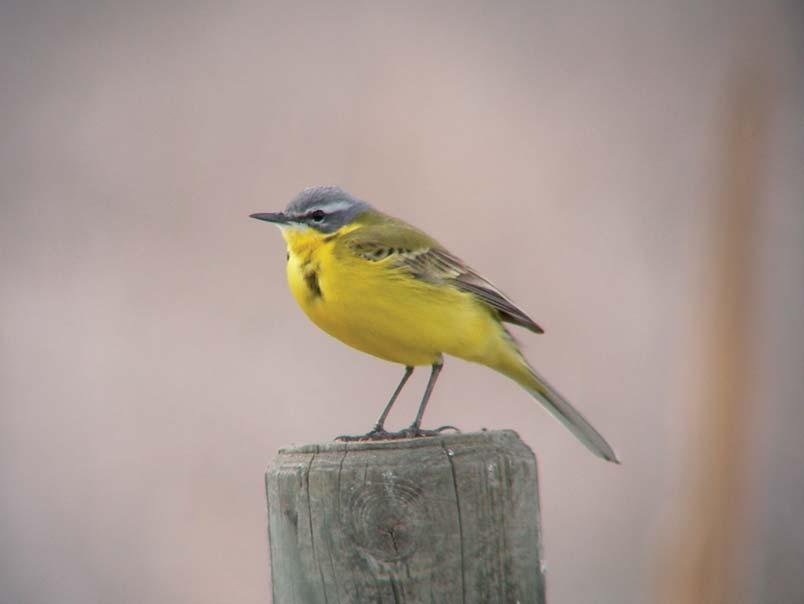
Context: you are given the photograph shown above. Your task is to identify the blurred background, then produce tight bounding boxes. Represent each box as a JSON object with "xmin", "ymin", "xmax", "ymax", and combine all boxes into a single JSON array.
[{"xmin": 1, "ymin": 1, "xmax": 802, "ymax": 603}]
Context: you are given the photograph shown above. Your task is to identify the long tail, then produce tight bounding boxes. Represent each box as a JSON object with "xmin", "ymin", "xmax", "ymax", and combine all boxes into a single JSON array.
[{"xmin": 494, "ymin": 345, "xmax": 620, "ymax": 463}]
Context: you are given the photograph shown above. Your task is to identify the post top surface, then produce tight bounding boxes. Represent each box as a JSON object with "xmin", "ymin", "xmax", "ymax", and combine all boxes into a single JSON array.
[{"xmin": 275, "ymin": 429, "xmax": 526, "ymax": 455}]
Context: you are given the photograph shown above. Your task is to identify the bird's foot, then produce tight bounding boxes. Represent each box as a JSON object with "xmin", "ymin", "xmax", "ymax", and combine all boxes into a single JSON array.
[
  {"xmin": 400, "ymin": 424, "xmax": 461, "ymax": 438},
  {"xmin": 335, "ymin": 426, "xmax": 394, "ymax": 442},
  {"xmin": 335, "ymin": 424, "xmax": 460, "ymax": 442}
]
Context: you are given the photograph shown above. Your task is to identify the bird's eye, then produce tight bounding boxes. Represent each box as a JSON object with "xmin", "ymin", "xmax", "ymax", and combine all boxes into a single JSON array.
[{"xmin": 310, "ymin": 210, "xmax": 326, "ymax": 223}]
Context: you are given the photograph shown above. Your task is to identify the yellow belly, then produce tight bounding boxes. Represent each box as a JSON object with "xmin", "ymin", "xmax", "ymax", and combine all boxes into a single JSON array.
[{"xmin": 286, "ymin": 245, "xmax": 503, "ymax": 367}]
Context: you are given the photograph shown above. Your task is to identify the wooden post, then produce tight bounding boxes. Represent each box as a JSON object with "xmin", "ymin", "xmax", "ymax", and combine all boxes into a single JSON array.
[{"xmin": 265, "ymin": 430, "xmax": 545, "ymax": 603}]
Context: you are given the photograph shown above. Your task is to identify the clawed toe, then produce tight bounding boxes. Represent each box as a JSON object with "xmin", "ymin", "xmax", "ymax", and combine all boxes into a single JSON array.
[
  {"xmin": 406, "ymin": 425, "xmax": 461, "ymax": 437},
  {"xmin": 335, "ymin": 425, "xmax": 394, "ymax": 441},
  {"xmin": 335, "ymin": 424, "xmax": 461, "ymax": 442},
  {"xmin": 335, "ymin": 429, "xmax": 408, "ymax": 442}
]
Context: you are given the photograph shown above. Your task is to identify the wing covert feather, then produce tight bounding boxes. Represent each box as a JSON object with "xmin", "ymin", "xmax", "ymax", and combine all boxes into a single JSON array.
[{"xmin": 341, "ymin": 221, "xmax": 544, "ymax": 334}]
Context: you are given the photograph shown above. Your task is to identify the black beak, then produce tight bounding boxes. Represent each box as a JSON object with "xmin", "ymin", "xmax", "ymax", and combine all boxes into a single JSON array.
[{"xmin": 249, "ymin": 212, "xmax": 289, "ymax": 224}]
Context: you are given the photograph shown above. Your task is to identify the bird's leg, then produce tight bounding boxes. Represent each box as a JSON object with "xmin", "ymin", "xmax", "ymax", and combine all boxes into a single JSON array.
[
  {"xmin": 410, "ymin": 360, "xmax": 442, "ymax": 430},
  {"xmin": 336, "ymin": 361, "xmax": 459, "ymax": 441},
  {"xmin": 373, "ymin": 366, "xmax": 414, "ymax": 432},
  {"xmin": 401, "ymin": 360, "xmax": 459, "ymax": 437},
  {"xmin": 335, "ymin": 366, "xmax": 414, "ymax": 441}
]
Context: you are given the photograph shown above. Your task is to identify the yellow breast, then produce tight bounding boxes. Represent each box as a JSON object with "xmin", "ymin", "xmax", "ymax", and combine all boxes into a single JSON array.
[{"xmin": 281, "ymin": 225, "xmax": 503, "ymax": 367}]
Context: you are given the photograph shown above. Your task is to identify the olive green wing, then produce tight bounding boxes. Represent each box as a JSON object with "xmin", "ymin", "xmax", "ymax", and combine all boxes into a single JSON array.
[{"xmin": 341, "ymin": 220, "xmax": 544, "ymax": 334}]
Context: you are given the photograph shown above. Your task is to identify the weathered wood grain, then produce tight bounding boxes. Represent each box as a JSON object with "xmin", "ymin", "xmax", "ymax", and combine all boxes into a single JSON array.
[{"xmin": 265, "ymin": 430, "xmax": 545, "ymax": 603}]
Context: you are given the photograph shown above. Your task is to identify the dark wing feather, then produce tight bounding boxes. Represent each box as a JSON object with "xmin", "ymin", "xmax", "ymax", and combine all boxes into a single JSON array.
[
  {"xmin": 343, "ymin": 222, "xmax": 544, "ymax": 334},
  {"xmin": 405, "ymin": 247, "xmax": 544, "ymax": 334}
]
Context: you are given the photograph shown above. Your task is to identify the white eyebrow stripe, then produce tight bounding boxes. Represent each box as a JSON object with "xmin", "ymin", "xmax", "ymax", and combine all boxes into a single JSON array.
[{"xmin": 308, "ymin": 200, "xmax": 354, "ymax": 214}]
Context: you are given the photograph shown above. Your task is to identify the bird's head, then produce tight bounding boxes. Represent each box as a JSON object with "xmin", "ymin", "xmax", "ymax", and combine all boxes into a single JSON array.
[{"xmin": 250, "ymin": 186, "xmax": 371, "ymax": 236}]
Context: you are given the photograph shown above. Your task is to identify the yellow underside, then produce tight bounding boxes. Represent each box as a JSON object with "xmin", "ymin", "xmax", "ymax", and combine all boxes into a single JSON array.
[
  {"xmin": 269, "ymin": 223, "xmax": 616, "ymax": 463},
  {"xmin": 281, "ymin": 226, "xmax": 519, "ymax": 371}
]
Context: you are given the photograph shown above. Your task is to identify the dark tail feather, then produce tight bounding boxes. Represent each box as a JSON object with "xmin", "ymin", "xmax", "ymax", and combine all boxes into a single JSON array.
[{"xmin": 521, "ymin": 364, "xmax": 620, "ymax": 463}]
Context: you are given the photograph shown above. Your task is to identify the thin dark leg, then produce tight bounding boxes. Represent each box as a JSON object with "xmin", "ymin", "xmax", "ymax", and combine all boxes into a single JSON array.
[
  {"xmin": 410, "ymin": 361, "xmax": 443, "ymax": 430},
  {"xmin": 374, "ymin": 366, "xmax": 414, "ymax": 430},
  {"xmin": 335, "ymin": 366, "xmax": 415, "ymax": 441},
  {"xmin": 402, "ymin": 359, "xmax": 459, "ymax": 437},
  {"xmin": 335, "ymin": 359, "xmax": 459, "ymax": 442}
]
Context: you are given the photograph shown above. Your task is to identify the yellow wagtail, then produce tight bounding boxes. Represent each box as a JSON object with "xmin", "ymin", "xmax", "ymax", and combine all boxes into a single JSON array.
[{"xmin": 251, "ymin": 186, "xmax": 619, "ymax": 463}]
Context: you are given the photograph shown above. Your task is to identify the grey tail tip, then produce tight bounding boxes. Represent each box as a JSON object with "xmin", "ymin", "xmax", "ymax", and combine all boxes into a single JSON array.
[{"xmin": 596, "ymin": 443, "xmax": 621, "ymax": 464}]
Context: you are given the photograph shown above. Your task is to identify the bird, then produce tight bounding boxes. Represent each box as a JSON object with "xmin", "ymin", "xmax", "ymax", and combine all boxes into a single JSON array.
[{"xmin": 250, "ymin": 186, "xmax": 619, "ymax": 463}]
